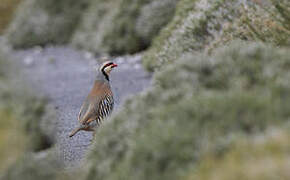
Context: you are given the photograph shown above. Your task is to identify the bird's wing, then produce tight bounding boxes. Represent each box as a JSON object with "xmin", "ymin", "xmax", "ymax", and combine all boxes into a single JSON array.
[
  {"xmin": 78, "ymin": 96, "xmax": 90, "ymax": 122},
  {"xmin": 97, "ymin": 95, "xmax": 114, "ymax": 120},
  {"xmin": 84, "ymin": 95, "xmax": 114, "ymax": 125},
  {"xmin": 78, "ymin": 81, "xmax": 113, "ymax": 125},
  {"xmin": 78, "ymin": 97, "xmax": 100, "ymax": 124}
]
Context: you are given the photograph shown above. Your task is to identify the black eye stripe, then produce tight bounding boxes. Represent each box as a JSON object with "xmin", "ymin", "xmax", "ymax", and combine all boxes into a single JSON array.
[
  {"xmin": 101, "ymin": 63, "xmax": 113, "ymax": 71},
  {"xmin": 106, "ymin": 62, "xmax": 113, "ymax": 67},
  {"xmin": 101, "ymin": 62, "xmax": 114, "ymax": 81},
  {"xmin": 103, "ymin": 62, "xmax": 114, "ymax": 69}
]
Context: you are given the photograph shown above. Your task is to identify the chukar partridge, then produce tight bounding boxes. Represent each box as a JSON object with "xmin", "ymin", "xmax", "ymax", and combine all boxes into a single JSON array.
[{"xmin": 69, "ymin": 61, "xmax": 117, "ymax": 137}]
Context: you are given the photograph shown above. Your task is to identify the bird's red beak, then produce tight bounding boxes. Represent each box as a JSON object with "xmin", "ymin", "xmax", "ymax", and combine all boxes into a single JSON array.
[{"xmin": 111, "ymin": 63, "xmax": 118, "ymax": 68}]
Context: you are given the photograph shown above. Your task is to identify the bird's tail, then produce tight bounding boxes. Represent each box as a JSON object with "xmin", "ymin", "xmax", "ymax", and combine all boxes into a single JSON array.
[{"xmin": 69, "ymin": 125, "xmax": 85, "ymax": 137}]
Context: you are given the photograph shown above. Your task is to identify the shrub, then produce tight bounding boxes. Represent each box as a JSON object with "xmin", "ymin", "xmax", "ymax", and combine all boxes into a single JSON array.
[
  {"xmin": 83, "ymin": 42, "xmax": 290, "ymax": 180},
  {"xmin": 7, "ymin": 0, "xmax": 177, "ymax": 54},
  {"xmin": 143, "ymin": 0, "xmax": 290, "ymax": 71},
  {"xmin": 0, "ymin": 109, "xmax": 26, "ymax": 172},
  {"xmin": 190, "ymin": 127, "xmax": 290, "ymax": 180},
  {"xmin": 5, "ymin": 0, "xmax": 89, "ymax": 48},
  {"xmin": 210, "ymin": 0, "xmax": 290, "ymax": 51},
  {"xmin": 0, "ymin": 70, "xmax": 56, "ymax": 151},
  {"xmin": 0, "ymin": 0, "xmax": 22, "ymax": 34},
  {"xmin": 1, "ymin": 150, "xmax": 64, "ymax": 180},
  {"xmin": 142, "ymin": 0, "xmax": 242, "ymax": 71},
  {"xmin": 71, "ymin": 0, "xmax": 178, "ymax": 55},
  {"xmin": 0, "ymin": 44, "xmax": 57, "ymax": 175}
]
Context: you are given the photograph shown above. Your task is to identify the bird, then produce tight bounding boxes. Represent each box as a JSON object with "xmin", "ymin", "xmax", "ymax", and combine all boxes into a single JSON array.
[{"xmin": 69, "ymin": 60, "xmax": 118, "ymax": 137}]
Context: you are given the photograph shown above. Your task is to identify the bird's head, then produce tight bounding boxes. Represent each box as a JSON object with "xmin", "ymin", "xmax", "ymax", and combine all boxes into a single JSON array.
[{"xmin": 99, "ymin": 60, "xmax": 118, "ymax": 81}]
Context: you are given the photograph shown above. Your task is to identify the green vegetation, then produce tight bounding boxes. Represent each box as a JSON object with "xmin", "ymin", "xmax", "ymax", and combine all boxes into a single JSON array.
[
  {"xmin": 210, "ymin": 0, "xmax": 290, "ymax": 51},
  {"xmin": 0, "ymin": 68, "xmax": 55, "ymax": 151},
  {"xmin": 72, "ymin": 0, "xmax": 178, "ymax": 55},
  {"xmin": 0, "ymin": 43, "xmax": 59, "ymax": 177},
  {"xmin": 0, "ymin": 0, "xmax": 22, "ymax": 34},
  {"xmin": 0, "ymin": 107, "xmax": 26, "ymax": 172},
  {"xmin": 2, "ymin": 0, "xmax": 290, "ymax": 179},
  {"xmin": 2, "ymin": 151, "xmax": 62, "ymax": 180},
  {"xmin": 4, "ymin": 0, "xmax": 289, "ymax": 58},
  {"xmin": 6, "ymin": 0, "xmax": 177, "ymax": 54},
  {"xmin": 143, "ymin": 0, "xmax": 290, "ymax": 71},
  {"xmin": 83, "ymin": 42, "xmax": 290, "ymax": 180},
  {"xmin": 191, "ymin": 128, "xmax": 290, "ymax": 180},
  {"xmin": 143, "ymin": 0, "xmax": 240, "ymax": 71},
  {"xmin": 5, "ymin": 0, "xmax": 89, "ymax": 48}
]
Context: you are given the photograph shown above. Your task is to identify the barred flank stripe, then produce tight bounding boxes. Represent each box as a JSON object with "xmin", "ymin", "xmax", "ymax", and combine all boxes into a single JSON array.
[{"xmin": 97, "ymin": 95, "xmax": 114, "ymax": 126}]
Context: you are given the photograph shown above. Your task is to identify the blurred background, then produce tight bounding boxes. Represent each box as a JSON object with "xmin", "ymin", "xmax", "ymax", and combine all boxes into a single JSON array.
[{"xmin": 0, "ymin": 0, "xmax": 290, "ymax": 179}]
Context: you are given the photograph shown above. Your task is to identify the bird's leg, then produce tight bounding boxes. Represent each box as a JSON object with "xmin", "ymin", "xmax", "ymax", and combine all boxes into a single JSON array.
[
  {"xmin": 84, "ymin": 118, "xmax": 95, "ymax": 125},
  {"xmin": 89, "ymin": 130, "xmax": 97, "ymax": 144}
]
